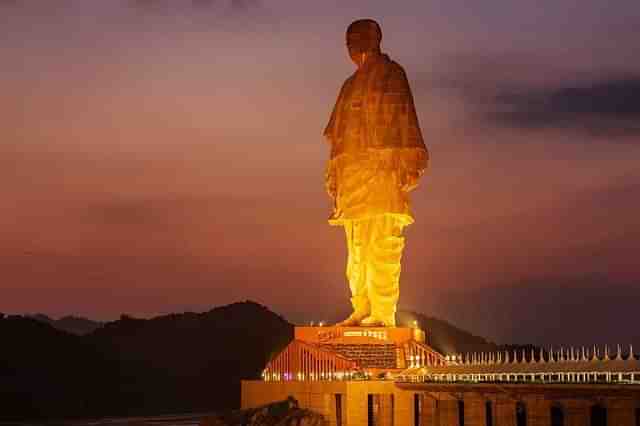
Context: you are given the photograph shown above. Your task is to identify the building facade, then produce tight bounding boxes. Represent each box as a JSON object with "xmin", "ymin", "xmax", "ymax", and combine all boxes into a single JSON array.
[{"xmin": 242, "ymin": 326, "xmax": 640, "ymax": 426}]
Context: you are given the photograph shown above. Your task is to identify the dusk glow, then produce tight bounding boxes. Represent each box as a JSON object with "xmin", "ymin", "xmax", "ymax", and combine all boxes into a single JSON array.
[{"xmin": 2, "ymin": 0, "xmax": 640, "ymax": 346}]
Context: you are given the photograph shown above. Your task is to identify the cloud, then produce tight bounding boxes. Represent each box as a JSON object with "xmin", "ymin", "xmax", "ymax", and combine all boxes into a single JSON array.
[
  {"xmin": 230, "ymin": 0, "xmax": 259, "ymax": 11},
  {"xmin": 84, "ymin": 199, "xmax": 169, "ymax": 227},
  {"xmin": 424, "ymin": 53, "xmax": 640, "ymax": 139},
  {"xmin": 81, "ymin": 195, "xmax": 262, "ymax": 227},
  {"xmin": 191, "ymin": 0, "xmax": 216, "ymax": 7},
  {"xmin": 0, "ymin": 0, "xmax": 73, "ymax": 13},
  {"xmin": 129, "ymin": 0, "xmax": 259, "ymax": 12},
  {"xmin": 434, "ymin": 276, "xmax": 640, "ymax": 347},
  {"xmin": 489, "ymin": 77, "xmax": 640, "ymax": 137}
]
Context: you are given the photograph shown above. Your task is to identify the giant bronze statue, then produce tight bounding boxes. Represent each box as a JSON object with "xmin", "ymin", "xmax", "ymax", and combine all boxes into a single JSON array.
[{"xmin": 324, "ymin": 19, "xmax": 429, "ymax": 327}]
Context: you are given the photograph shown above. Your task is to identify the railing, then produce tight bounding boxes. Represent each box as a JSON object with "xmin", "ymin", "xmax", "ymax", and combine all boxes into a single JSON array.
[{"xmin": 397, "ymin": 371, "xmax": 640, "ymax": 385}]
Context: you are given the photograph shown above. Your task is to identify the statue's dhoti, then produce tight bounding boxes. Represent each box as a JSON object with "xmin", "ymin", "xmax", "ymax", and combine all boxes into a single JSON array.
[
  {"xmin": 343, "ymin": 214, "xmax": 406, "ymax": 327},
  {"xmin": 327, "ymin": 151, "xmax": 415, "ymax": 327}
]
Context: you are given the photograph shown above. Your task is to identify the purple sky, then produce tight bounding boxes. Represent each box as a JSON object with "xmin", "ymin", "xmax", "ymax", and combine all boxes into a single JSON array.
[{"xmin": 1, "ymin": 0, "xmax": 639, "ymax": 346}]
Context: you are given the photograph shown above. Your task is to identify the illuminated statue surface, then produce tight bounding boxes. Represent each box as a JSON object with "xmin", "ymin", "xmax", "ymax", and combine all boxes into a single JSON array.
[{"xmin": 324, "ymin": 19, "xmax": 429, "ymax": 327}]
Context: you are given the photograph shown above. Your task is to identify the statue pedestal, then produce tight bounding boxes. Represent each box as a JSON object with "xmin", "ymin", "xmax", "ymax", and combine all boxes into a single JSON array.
[
  {"xmin": 243, "ymin": 325, "xmax": 443, "ymax": 425},
  {"xmin": 288, "ymin": 326, "xmax": 432, "ymax": 375},
  {"xmin": 294, "ymin": 326, "xmax": 425, "ymax": 346}
]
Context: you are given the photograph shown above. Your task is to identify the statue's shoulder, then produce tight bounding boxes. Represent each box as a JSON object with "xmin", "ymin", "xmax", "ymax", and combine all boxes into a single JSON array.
[
  {"xmin": 376, "ymin": 54, "xmax": 404, "ymax": 70},
  {"xmin": 387, "ymin": 59, "xmax": 408, "ymax": 78},
  {"xmin": 376, "ymin": 58, "xmax": 410, "ymax": 95},
  {"xmin": 336, "ymin": 74, "xmax": 355, "ymax": 94},
  {"xmin": 375, "ymin": 56, "xmax": 409, "ymax": 86},
  {"xmin": 343, "ymin": 73, "xmax": 356, "ymax": 85}
]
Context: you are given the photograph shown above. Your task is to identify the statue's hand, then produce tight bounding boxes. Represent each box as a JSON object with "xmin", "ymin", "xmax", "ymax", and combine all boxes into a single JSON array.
[
  {"xmin": 326, "ymin": 183, "xmax": 337, "ymax": 199},
  {"xmin": 401, "ymin": 170, "xmax": 420, "ymax": 192},
  {"xmin": 325, "ymin": 168, "xmax": 337, "ymax": 199}
]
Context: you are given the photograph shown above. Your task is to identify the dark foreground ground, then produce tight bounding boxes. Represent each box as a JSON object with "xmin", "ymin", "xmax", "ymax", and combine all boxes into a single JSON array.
[{"xmin": 0, "ymin": 412, "xmax": 205, "ymax": 426}]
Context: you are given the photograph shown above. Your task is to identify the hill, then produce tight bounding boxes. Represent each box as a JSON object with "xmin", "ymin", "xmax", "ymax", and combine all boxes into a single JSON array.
[
  {"xmin": 397, "ymin": 310, "xmax": 498, "ymax": 354},
  {"xmin": 1, "ymin": 301, "xmax": 292, "ymax": 421},
  {"xmin": 85, "ymin": 302, "xmax": 293, "ymax": 415},
  {"xmin": 3, "ymin": 302, "xmax": 502, "ymax": 421},
  {"xmin": 29, "ymin": 313, "xmax": 103, "ymax": 335},
  {"xmin": 0, "ymin": 314, "xmax": 122, "ymax": 420}
]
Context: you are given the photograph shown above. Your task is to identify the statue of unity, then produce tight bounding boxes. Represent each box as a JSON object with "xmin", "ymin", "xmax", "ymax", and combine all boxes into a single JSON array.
[{"xmin": 324, "ymin": 19, "xmax": 429, "ymax": 327}]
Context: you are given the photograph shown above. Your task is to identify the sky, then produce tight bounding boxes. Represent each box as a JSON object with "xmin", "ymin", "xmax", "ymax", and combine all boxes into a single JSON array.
[{"xmin": 1, "ymin": 0, "xmax": 639, "ymax": 347}]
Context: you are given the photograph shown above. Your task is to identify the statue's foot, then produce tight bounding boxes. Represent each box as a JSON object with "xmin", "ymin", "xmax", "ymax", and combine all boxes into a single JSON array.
[
  {"xmin": 335, "ymin": 312, "xmax": 367, "ymax": 327},
  {"xmin": 360, "ymin": 315, "xmax": 392, "ymax": 327}
]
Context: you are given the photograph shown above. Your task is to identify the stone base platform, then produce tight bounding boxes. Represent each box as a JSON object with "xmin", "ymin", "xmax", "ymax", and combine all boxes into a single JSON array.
[
  {"xmin": 261, "ymin": 326, "xmax": 442, "ymax": 380},
  {"xmin": 243, "ymin": 326, "xmax": 445, "ymax": 426}
]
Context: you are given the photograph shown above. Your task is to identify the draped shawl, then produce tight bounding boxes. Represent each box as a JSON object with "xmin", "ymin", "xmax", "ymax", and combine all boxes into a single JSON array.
[
  {"xmin": 324, "ymin": 53, "xmax": 428, "ymax": 170},
  {"xmin": 323, "ymin": 54, "xmax": 429, "ymax": 225}
]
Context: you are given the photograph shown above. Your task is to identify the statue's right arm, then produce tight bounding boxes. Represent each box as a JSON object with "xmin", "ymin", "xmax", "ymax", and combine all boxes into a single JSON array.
[
  {"xmin": 325, "ymin": 152, "xmax": 337, "ymax": 199},
  {"xmin": 324, "ymin": 77, "xmax": 353, "ymax": 140},
  {"xmin": 323, "ymin": 78, "xmax": 352, "ymax": 199}
]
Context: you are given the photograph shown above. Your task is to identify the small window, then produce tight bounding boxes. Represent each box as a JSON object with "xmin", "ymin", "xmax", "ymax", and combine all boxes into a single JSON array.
[
  {"xmin": 591, "ymin": 404, "xmax": 607, "ymax": 426},
  {"xmin": 335, "ymin": 394, "xmax": 343, "ymax": 426},
  {"xmin": 368, "ymin": 394, "xmax": 375, "ymax": 426},
  {"xmin": 485, "ymin": 401, "xmax": 493, "ymax": 426},
  {"xmin": 551, "ymin": 404, "xmax": 564, "ymax": 426},
  {"xmin": 516, "ymin": 401, "xmax": 527, "ymax": 426}
]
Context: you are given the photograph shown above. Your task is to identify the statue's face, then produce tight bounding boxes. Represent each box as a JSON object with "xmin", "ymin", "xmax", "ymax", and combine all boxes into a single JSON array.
[
  {"xmin": 346, "ymin": 20, "xmax": 382, "ymax": 68},
  {"xmin": 346, "ymin": 37, "xmax": 367, "ymax": 68},
  {"xmin": 346, "ymin": 31, "xmax": 380, "ymax": 68}
]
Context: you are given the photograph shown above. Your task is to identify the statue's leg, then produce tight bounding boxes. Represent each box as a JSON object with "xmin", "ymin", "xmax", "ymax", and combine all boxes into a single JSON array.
[
  {"xmin": 336, "ymin": 219, "xmax": 371, "ymax": 326},
  {"xmin": 360, "ymin": 215, "xmax": 405, "ymax": 327}
]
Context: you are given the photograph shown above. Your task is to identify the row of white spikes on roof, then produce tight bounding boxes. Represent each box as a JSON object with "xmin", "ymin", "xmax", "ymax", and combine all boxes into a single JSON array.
[{"xmin": 449, "ymin": 344, "xmax": 635, "ymax": 366}]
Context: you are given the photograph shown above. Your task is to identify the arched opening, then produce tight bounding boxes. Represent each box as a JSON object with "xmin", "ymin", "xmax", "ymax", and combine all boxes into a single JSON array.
[
  {"xmin": 551, "ymin": 404, "xmax": 564, "ymax": 426},
  {"xmin": 458, "ymin": 400, "xmax": 465, "ymax": 426},
  {"xmin": 591, "ymin": 404, "xmax": 607, "ymax": 426},
  {"xmin": 485, "ymin": 401, "xmax": 494, "ymax": 426},
  {"xmin": 516, "ymin": 401, "xmax": 527, "ymax": 426}
]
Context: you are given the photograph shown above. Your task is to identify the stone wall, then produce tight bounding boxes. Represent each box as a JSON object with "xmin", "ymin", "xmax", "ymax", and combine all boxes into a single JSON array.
[{"xmin": 242, "ymin": 380, "xmax": 640, "ymax": 426}]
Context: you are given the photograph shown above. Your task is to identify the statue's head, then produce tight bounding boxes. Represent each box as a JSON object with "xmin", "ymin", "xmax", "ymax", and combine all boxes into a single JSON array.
[{"xmin": 346, "ymin": 19, "xmax": 382, "ymax": 68}]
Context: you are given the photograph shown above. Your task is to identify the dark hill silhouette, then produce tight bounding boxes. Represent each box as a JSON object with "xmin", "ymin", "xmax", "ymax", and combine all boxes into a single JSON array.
[
  {"xmin": 3, "ymin": 301, "xmax": 509, "ymax": 421},
  {"xmin": 29, "ymin": 313, "xmax": 103, "ymax": 335},
  {"xmin": 0, "ymin": 315, "xmax": 123, "ymax": 420},
  {"xmin": 1, "ymin": 301, "xmax": 292, "ymax": 421},
  {"xmin": 85, "ymin": 302, "xmax": 293, "ymax": 416},
  {"xmin": 397, "ymin": 310, "xmax": 498, "ymax": 354}
]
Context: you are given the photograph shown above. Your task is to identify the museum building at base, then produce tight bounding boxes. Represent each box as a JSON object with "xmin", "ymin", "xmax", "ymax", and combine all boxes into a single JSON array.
[{"xmin": 242, "ymin": 326, "xmax": 640, "ymax": 426}]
